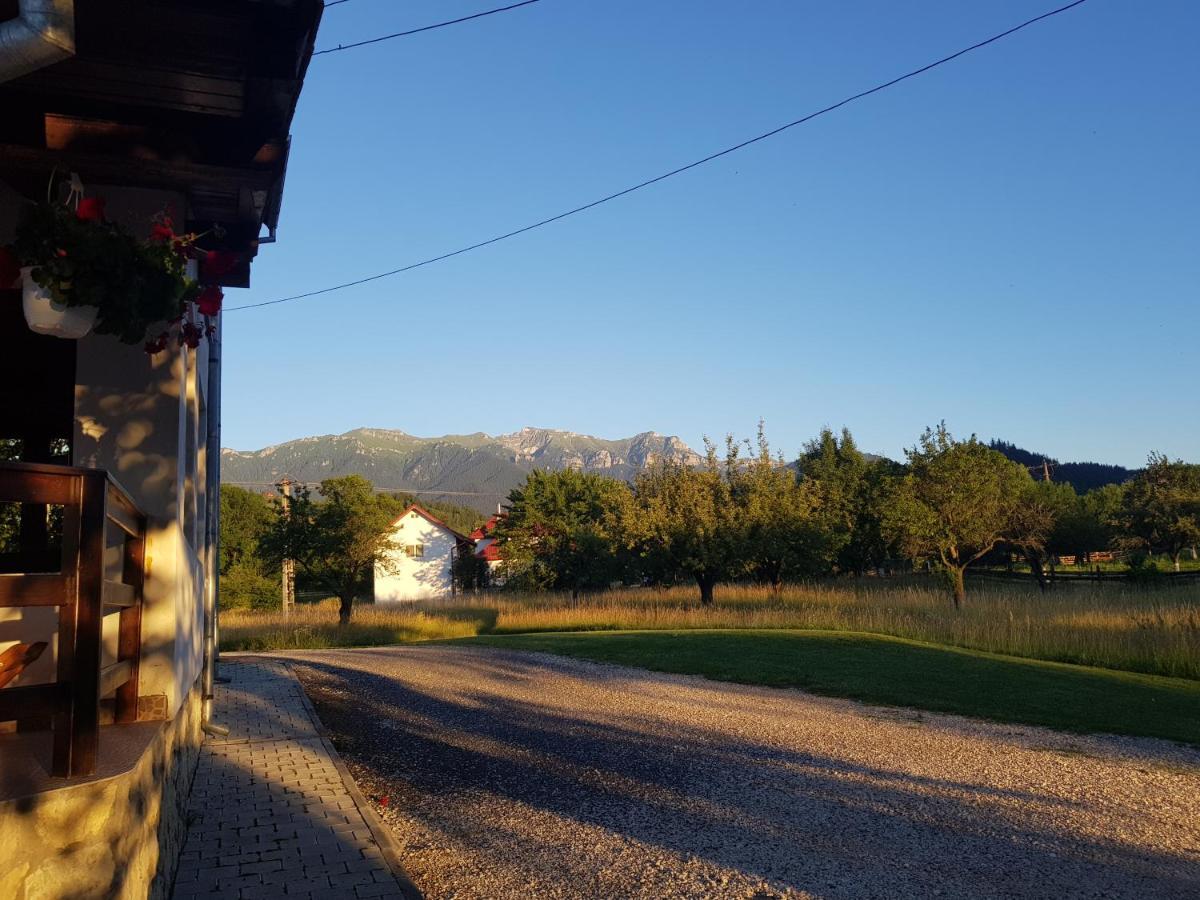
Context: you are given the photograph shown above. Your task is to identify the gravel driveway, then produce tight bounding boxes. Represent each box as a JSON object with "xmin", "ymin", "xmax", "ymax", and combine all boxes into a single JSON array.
[{"xmin": 287, "ymin": 645, "xmax": 1200, "ymax": 900}]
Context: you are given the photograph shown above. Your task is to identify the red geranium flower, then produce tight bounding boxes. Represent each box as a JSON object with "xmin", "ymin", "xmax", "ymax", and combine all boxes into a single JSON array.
[
  {"xmin": 144, "ymin": 332, "xmax": 169, "ymax": 355},
  {"xmin": 76, "ymin": 197, "xmax": 106, "ymax": 222},
  {"xmin": 196, "ymin": 285, "xmax": 223, "ymax": 317},
  {"xmin": 179, "ymin": 322, "xmax": 203, "ymax": 349},
  {"xmin": 150, "ymin": 221, "xmax": 174, "ymax": 242},
  {"xmin": 0, "ymin": 247, "xmax": 19, "ymax": 288},
  {"xmin": 201, "ymin": 249, "xmax": 238, "ymax": 280}
]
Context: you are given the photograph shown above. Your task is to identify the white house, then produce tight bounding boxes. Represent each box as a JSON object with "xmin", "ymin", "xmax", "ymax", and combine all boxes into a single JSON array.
[{"xmin": 374, "ymin": 505, "xmax": 473, "ymax": 603}]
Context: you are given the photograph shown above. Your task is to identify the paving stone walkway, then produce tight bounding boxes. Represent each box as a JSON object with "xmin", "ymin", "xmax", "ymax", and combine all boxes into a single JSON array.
[{"xmin": 171, "ymin": 658, "xmax": 413, "ymax": 899}]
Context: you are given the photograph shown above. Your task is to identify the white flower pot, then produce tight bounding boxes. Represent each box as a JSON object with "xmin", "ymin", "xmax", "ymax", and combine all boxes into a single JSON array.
[{"xmin": 21, "ymin": 267, "xmax": 99, "ymax": 339}]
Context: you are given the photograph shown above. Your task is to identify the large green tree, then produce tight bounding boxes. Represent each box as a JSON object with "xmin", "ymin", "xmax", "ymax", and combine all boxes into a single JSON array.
[
  {"xmin": 798, "ymin": 427, "xmax": 902, "ymax": 574},
  {"xmin": 884, "ymin": 425, "xmax": 1034, "ymax": 607},
  {"xmin": 260, "ymin": 475, "xmax": 403, "ymax": 624},
  {"xmin": 218, "ymin": 484, "xmax": 281, "ymax": 610},
  {"xmin": 733, "ymin": 427, "xmax": 830, "ymax": 589},
  {"xmin": 219, "ymin": 485, "xmax": 277, "ymax": 574},
  {"xmin": 494, "ymin": 468, "xmax": 631, "ymax": 599},
  {"xmin": 1121, "ymin": 454, "xmax": 1200, "ymax": 571},
  {"xmin": 629, "ymin": 443, "xmax": 739, "ymax": 605}
]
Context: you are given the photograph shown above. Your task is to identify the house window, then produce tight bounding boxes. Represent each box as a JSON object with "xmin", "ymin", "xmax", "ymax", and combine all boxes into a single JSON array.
[{"xmin": 404, "ymin": 543, "xmax": 425, "ymax": 559}]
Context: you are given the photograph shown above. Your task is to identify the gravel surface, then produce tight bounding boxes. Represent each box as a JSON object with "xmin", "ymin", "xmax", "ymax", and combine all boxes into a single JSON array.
[{"xmin": 288, "ymin": 645, "xmax": 1200, "ymax": 900}]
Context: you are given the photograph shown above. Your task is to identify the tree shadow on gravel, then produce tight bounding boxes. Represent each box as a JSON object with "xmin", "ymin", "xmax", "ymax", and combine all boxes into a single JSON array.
[{"xmin": 289, "ymin": 649, "xmax": 1200, "ymax": 900}]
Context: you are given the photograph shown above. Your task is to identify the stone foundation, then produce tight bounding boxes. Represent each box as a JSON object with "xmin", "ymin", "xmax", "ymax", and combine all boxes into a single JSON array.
[{"xmin": 0, "ymin": 677, "xmax": 203, "ymax": 900}]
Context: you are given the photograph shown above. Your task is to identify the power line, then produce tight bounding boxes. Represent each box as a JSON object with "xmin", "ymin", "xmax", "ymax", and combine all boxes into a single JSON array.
[
  {"xmin": 231, "ymin": 0, "xmax": 1090, "ymax": 312},
  {"xmin": 313, "ymin": 0, "xmax": 544, "ymax": 56},
  {"xmin": 323, "ymin": 0, "xmax": 352, "ymax": 7}
]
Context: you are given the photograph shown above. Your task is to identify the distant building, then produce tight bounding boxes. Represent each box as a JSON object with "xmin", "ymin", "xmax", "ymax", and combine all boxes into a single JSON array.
[
  {"xmin": 470, "ymin": 515, "xmax": 505, "ymax": 577},
  {"xmin": 374, "ymin": 505, "xmax": 474, "ymax": 602}
]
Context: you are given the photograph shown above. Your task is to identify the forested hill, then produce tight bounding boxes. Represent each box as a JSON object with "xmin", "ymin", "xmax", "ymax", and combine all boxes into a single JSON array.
[
  {"xmin": 385, "ymin": 492, "xmax": 483, "ymax": 535},
  {"xmin": 221, "ymin": 427, "xmax": 702, "ymax": 514},
  {"xmin": 989, "ymin": 440, "xmax": 1135, "ymax": 493}
]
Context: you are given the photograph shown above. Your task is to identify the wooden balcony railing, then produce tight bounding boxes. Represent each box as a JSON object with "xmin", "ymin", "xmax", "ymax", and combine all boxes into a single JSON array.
[{"xmin": 0, "ymin": 461, "xmax": 146, "ymax": 777}]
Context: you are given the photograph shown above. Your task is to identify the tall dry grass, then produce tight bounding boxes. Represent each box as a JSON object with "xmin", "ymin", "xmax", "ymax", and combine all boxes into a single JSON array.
[{"xmin": 220, "ymin": 578, "xmax": 1200, "ymax": 679}]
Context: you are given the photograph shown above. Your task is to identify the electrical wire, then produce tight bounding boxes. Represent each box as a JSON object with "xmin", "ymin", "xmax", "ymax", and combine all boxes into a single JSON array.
[
  {"xmin": 231, "ymin": 0, "xmax": 1089, "ymax": 312},
  {"xmin": 314, "ymin": 0, "xmax": 544, "ymax": 56}
]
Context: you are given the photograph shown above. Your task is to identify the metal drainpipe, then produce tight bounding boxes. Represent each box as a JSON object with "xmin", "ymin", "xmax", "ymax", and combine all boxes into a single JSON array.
[
  {"xmin": 201, "ymin": 315, "xmax": 227, "ymax": 735},
  {"xmin": 0, "ymin": 1, "xmax": 76, "ymax": 85}
]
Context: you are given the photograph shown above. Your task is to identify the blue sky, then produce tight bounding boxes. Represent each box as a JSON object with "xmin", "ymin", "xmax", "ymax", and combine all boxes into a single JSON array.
[{"xmin": 222, "ymin": 0, "xmax": 1198, "ymax": 468}]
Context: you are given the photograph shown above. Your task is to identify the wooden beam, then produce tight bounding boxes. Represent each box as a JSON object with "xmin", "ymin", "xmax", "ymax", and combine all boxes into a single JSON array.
[
  {"xmin": 105, "ymin": 484, "xmax": 143, "ymax": 538},
  {"xmin": 0, "ymin": 573, "xmax": 71, "ymax": 607},
  {"xmin": 0, "ymin": 682, "xmax": 66, "ymax": 723},
  {"xmin": 0, "ymin": 467, "xmax": 79, "ymax": 505},
  {"xmin": 102, "ymin": 580, "xmax": 137, "ymax": 610},
  {"xmin": 114, "ymin": 524, "xmax": 145, "ymax": 724},
  {"xmin": 0, "ymin": 143, "xmax": 277, "ymax": 194},
  {"xmin": 99, "ymin": 660, "xmax": 134, "ymax": 697}
]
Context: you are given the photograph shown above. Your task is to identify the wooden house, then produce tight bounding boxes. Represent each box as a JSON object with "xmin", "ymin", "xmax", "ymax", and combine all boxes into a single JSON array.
[{"xmin": 0, "ymin": 2, "xmax": 321, "ymax": 895}]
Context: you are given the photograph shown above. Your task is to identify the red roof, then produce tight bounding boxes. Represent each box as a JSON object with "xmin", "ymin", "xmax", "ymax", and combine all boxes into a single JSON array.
[
  {"xmin": 475, "ymin": 541, "xmax": 502, "ymax": 562},
  {"xmin": 389, "ymin": 504, "xmax": 472, "ymax": 543},
  {"xmin": 469, "ymin": 515, "xmax": 501, "ymax": 541}
]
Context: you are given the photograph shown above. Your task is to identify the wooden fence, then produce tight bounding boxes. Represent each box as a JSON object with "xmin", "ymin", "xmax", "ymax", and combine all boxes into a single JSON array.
[
  {"xmin": 0, "ymin": 461, "xmax": 146, "ymax": 777},
  {"xmin": 972, "ymin": 567, "xmax": 1200, "ymax": 585}
]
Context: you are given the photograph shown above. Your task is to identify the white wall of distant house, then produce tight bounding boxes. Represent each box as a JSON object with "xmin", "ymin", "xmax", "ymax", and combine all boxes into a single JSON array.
[{"xmin": 374, "ymin": 510, "xmax": 457, "ymax": 603}]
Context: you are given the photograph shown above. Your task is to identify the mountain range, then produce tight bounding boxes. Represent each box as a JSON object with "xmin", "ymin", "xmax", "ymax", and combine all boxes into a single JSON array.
[
  {"xmin": 221, "ymin": 427, "xmax": 1136, "ymax": 513},
  {"xmin": 221, "ymin": 428, "xmax": 702, "ymax": 513}
]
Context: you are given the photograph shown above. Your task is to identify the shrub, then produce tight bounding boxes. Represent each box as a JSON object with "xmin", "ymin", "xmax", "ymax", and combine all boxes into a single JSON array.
[{"xmin": 220, "ymin": 565, "xmax": 280, "ymax": 611}]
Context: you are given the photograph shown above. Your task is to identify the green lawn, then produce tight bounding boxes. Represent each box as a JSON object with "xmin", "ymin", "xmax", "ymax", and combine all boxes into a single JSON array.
[{"xmin": 458, "ymin": 630, "xmax": 1200, "ymax": 746}]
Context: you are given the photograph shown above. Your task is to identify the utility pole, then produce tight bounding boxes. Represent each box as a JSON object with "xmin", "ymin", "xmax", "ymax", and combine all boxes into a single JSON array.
[
  {"xmin": 279, "ymin": 477, "xmax": 295, "ymax": 617},
  {"xmin": 1042, "ymin": 459, "xmax": 1052, "ymax": 482}
]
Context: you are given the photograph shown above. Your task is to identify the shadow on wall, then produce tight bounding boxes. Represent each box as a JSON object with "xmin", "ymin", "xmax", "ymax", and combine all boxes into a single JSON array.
[
  {"xmin": 288, "ymin": 652, "xmax": 1200, "ymax": 899},
  {"xmin": 74, "ymin": 334, "xmax": 205, "ymax": 711}
]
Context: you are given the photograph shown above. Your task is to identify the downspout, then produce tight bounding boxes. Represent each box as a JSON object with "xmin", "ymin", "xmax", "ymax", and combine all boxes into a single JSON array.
[
  {"xmin": 202, "ymin": 316, "xmax": 227, "ymax": 735},
  {"xmin": 0, "ymin": 1, "xmax": 76, "ymax": 84}
]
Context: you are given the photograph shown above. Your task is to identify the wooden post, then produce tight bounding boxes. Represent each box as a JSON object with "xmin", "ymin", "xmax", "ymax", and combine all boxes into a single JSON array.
[
  {"xmin": 54, "ymin": 472, "xmax": 105, "ymax": 776},
  {"xmin": 51, "ymin": 473, "xmax": 82, "ymax": 776},
  {"xmin": 114, "ymin": 504, "xmax": 145, "ymax": 724},
  {"xmin": 279, "ymin": 478, "xmax": 295, "ymax": 617}
]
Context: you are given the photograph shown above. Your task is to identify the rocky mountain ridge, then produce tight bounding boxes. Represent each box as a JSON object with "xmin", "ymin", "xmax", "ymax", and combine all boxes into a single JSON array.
[{"xmin": 221, "ymin": 427, "xmax": 702, "ymax": 513}]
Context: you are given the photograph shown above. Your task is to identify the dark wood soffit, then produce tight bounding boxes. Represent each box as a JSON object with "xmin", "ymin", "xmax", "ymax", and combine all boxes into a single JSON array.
[{"xmin": 0, "ymin": 144, "xmax": 276, "ymax": 193}]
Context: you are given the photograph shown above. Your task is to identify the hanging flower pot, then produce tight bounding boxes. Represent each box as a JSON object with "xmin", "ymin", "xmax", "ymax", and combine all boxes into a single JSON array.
[
  {"xmin": 20, "ymin": 266, "xmax": 99, "ymax": 339},
  {"xmin": 4, "ymin": 174, "xmax": 231, "ymax": 351}
]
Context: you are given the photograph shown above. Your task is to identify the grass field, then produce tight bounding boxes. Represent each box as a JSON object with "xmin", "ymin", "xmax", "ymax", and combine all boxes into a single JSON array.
[
  {"xmin": 457, "ymin": 629, "xmax": 1200, "ymax": 745},
  {"xmin": 220, "ymin": 577, "xmax": 1200, "ymax": 679}
]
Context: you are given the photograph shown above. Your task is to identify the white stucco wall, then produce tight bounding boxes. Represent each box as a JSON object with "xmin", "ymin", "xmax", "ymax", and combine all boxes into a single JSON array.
[{"xmin": 374, "ymin": 510, "xmax": 457, "ymax": 603}]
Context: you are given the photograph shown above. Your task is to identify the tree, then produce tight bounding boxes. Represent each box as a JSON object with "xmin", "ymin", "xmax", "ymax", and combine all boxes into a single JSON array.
[
  {"xmin": 219, "ymin": 485, "xmax": 277, "ymax": 574},
  {"xmin": 796, "ymin": 428, "xmax": 859, "ymax": 572},
  {"xmin": 494, "ymin": 469, "xmax": 631, "ymax": 599},
  {"xmin": 798, "ymin": 427, "xmax": 902, "ymax": 574},
  {"xmin": 733, "ymin": 426, "xmax": 829, "ymax": 590},
  {"xmin": 1007, "ymin": 479, "xmax": 1073, "ymax": 590},
  {"xmin": 1121, "ymin": 454, "xmax": 1200, "ymax": 571},
  {"xmin": 884, "ymin": 424, "xmax": 1033, "ymax": 607},
  {"xmin": 218, "ymin": 485, "xmax": 281, "ymax": 609},
  {"xmin": 260, "ymin": 475, "xmax": 403, "ymax": 624},
  {"xmin": 451, "ymin": 544, "xmax": 490, "ymax": 594},
  {"xmin": 628, "ymin": 443, "xmax": 738, "ymax": 605},
  {"xmin": 386, "ymin": 491, "xmax": 483, "ymax": 536}
]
